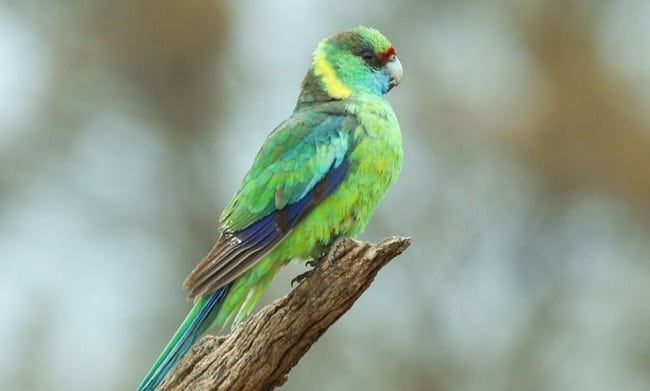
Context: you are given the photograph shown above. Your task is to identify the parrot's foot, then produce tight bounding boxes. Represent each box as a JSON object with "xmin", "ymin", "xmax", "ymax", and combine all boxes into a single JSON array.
[
  {"xmin": 291, "ymin": 269, "xmax": 311, "ymax": 287},
  {"xmin": 326, "ymin": 236, "xmax": 347, "ymax": 264},
  {"xmin": 291, "ymin": 259, "xmax": 318, "ymax": 286},
  {"xmin": 291, "ymin": 259, "xmax": 318, "ymax": 288},
  {"xmin": 290, "ymin": 238, "xmax": 346, "ymax": 287}
]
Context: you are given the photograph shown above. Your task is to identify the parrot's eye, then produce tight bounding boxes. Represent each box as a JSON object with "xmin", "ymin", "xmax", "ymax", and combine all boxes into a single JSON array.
[
  {"xmin": 360, "ymin": 49, "xmax": 374, "ymax": 61},
  {"xmin": 359, "ymin": 48, "xmax": 381, "ymax": 69}
]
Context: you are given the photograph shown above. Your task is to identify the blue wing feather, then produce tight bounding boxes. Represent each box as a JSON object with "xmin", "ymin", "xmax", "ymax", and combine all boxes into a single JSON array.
[{"xmin": 239, "ymin": 157, "xmax": 349, "ymax": 242}]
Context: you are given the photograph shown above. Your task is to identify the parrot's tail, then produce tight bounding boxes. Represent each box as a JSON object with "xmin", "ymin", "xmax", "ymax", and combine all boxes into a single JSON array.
[{"xmin": 137, "ymin": 285, "xmax": 230, "ymax": 391}]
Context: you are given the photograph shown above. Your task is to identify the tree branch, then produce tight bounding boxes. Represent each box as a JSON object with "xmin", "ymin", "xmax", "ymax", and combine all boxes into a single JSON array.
[{"xmin": 158, "ymin": 236, "xmax": 411, "ymax": 391}]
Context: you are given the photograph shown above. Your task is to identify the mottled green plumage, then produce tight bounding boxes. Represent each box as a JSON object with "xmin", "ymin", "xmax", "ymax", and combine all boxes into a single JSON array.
[{"xmin": 138, "ymin": 26, "xmax": 403, "ymax": 391}]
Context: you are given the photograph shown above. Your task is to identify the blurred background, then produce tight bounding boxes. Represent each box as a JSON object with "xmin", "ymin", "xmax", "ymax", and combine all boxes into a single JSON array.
[{"xmin": 1, "ymin": 1, "xmax": 649, "ymax": 390}]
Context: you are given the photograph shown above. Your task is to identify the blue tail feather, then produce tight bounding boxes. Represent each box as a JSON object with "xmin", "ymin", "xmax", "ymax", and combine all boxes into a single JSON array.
[{"xmin": 137, "ymin": 285, "xmax": 230, "ymax": 391}]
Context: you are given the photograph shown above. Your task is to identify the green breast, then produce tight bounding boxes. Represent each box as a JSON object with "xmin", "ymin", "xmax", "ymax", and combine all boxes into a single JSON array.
[
  {"xmin": 273, "ymin": 94, "xmax": 402, "ymax": 260},
  {"xmin": 345, "ymin": 94, "xmax": 403, "ymax": 226}
]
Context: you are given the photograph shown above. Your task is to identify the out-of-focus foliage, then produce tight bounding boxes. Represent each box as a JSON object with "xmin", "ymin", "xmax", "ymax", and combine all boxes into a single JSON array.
[{"xmin": 1, "ymin": 1, "xmax": 649, "ymax": 390}]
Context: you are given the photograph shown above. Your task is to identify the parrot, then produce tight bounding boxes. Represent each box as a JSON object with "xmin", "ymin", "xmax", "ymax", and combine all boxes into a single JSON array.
[{"xmin": 137, "ymin": 25, "xmax": 403, "ymax": 391}]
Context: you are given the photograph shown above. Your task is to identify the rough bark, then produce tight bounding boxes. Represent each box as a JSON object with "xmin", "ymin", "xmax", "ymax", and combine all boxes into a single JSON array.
[{"xmin": 158, "ymin": 236, "xmax": 411, "ymax": 391}]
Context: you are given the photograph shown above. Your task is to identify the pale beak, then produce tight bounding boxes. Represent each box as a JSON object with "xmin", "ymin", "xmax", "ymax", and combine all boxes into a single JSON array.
[{"xmin": 386, "ymin": 54, "xmax": 403, "ymax": 91}]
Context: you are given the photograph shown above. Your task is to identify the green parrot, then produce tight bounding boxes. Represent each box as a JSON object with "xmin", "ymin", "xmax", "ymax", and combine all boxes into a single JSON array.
[{"xmin": 137, "ymin": 25, "xmax": 403, "ymax": 391}]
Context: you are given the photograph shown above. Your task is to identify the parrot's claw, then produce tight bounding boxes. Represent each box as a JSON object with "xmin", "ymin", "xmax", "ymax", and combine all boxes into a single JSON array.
[
  {"xmin": 291, "ymin": 238, "xmax": 346, "ymax": 287},
  {"xmin": 291, "ymin": 270, "xmax": 311, "ymax": 287},
  {"xmin": 291, "ymin": 259, "xmax": 318, "ymax": 286}
]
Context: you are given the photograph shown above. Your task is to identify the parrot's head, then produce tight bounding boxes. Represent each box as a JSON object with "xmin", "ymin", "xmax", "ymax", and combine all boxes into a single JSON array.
[{"xmin": 299, "ymin": 26, "xmax": 402, "ymax": 103}]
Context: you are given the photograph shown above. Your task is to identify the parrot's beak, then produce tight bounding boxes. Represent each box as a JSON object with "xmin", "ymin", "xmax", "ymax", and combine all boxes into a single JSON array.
[{"xmin": 386, "ymin": 54, "xmax": 403, "ymax": 91}]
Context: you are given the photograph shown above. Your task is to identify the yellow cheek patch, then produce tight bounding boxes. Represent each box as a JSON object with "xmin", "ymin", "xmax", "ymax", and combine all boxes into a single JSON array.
[{"xmin": 313, "ymin": 47, "xmax": 352, "ymax": 99}]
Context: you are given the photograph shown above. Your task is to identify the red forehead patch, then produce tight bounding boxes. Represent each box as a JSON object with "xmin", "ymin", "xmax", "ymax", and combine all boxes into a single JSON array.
[{"xmin": 378, "ymin": 46, "xmax": 396, "ymax": 64}]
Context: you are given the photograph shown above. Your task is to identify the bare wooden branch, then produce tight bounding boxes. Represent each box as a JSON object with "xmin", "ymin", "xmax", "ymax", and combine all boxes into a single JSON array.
[{"xmin": 158, "ymin": 236, "xmax": 411, "ymax": 391}]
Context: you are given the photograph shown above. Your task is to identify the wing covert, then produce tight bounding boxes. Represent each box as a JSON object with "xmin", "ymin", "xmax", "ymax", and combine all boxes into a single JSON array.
[{"xmin": 183, "ymin": 110, "xmax": 354, "ymax": 299}]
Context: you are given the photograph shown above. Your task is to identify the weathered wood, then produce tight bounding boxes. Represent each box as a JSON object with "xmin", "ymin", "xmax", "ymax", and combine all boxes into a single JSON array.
[{"xmin": 159, "ymin": 236, "xmax": 411, "ymax": 391}]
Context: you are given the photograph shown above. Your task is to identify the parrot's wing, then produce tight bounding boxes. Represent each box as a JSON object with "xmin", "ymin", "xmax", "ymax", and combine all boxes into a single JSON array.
[{"xmin": 183, "ymin": 109, "xmax": 354, "ymax": 299}]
